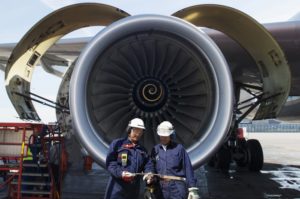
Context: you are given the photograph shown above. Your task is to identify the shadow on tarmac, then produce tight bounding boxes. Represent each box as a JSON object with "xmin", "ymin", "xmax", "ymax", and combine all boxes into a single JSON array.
[
  {"xmin": 61, "ymin": 162, "xmax": 300, "ymax": 199},
  {"xmin": 200, "ymin": 163, "xmax": 300, "ymax": 199},
  {"xmin": 1, "ymin": 163, "xmax": 300, "ymax": 199}
]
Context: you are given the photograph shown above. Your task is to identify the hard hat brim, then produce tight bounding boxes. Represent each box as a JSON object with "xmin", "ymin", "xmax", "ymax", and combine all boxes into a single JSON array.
[
  {"xmin": 130, "ymin": 125, "xmax": 145, "ymax": 129},
  {"xmin": 157, "ymin": 129, "xmax": 174, "ymax": 136}
]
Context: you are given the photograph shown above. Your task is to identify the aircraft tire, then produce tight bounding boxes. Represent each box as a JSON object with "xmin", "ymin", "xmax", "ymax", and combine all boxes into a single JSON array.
[
  {"xmin": 215, "ymin": 147, "xmax": 231, "ymax": 171},
  {"xmin": 235, "ymin": 139, "xmax": 248, "ymax": 167},
  {"xmin": 246, "ymin": 139, "xmax": 263, "ymax": 171},
  {"xmin": 236, "ymin": 158, "xmax": 247, "ymax": 167}
]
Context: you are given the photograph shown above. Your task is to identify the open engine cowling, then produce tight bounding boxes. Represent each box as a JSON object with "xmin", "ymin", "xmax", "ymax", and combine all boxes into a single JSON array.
[
  {"xmin": 70, "ymin": 14, "xmax": 233, "ymax": 168},
  {"xmin": 6, "ymin": 3, "xmax": 289, "ymax": 169}
]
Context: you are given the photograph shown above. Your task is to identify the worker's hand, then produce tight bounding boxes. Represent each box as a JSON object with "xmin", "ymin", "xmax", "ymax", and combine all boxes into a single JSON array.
[
  {"xmin": 142, "ymin": 173, "xmax": 154, "ymax": 184},
  {"xmin": 188, "ymin": 187, "xmax": 200, "ymax": 199},
  {"xmin": 121, "ymin": 171, "xmax": 135, "ymax": 182}
]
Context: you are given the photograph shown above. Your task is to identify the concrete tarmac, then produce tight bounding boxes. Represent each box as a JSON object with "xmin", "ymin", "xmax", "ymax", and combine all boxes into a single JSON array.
[{"xmin": 1, "ymin": 133, "xmax": 300, "ymax": 199}]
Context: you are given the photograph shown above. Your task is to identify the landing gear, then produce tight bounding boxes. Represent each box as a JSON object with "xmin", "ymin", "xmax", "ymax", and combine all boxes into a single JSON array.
[
  {"xmin": 208, "ymin": 146, "xmax": 231, "ymax": 172},
  {"xmin": 208, "ymin": 82, "xmax": 280, "ymax": 172},
  {"xmin": 208, "ymin": 128, "xmax": 264, "ymax": 172},
  {"xmin": 245, "ymin": 139, "xmax": 264, "ymax": 171},
  {"xmin": 232, "ymin": 134, "xmax": 264, "ymax": 171}
]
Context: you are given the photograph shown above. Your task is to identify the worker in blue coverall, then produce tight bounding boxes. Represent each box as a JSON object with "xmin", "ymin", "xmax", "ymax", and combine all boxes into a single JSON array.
[
  {"xmin": 104, "ymin": 118, "xmax": 154, "ymax": 199},
  {"xmin": 151, "ymin": 121, "xmax": 200, "ymax": 199}
]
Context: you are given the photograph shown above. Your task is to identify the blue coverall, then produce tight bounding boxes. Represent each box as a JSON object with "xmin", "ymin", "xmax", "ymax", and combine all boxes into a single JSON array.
[
  {"xmin": 104, "ymin": 137, "xmax": 153, "ymax": 199},
  {"xmin": 151, "ymin": 141, "xmax": 197, "ymax": 199}
]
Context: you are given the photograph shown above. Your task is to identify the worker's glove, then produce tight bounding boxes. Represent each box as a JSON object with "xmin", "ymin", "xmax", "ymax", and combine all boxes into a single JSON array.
[
  {"xmin": 188, "ymin": 187, "xmax": 200, "ymax": 199},
  {"xmin": 143, "ymin": 173, "xmax": 154, "ymax": 184},
  {"xmin": 121, "ymin": 171, "xmax": 135, "ymax": 182}
]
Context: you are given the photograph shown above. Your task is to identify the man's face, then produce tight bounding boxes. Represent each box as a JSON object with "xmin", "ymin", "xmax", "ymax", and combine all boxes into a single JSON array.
[
  {"xmin": 159, "ymin": 136, "xmax": 171, "ymax": 145},
  {"xmin": 128, "ymin": 128, "xmax": 143, "ymax": 143}
]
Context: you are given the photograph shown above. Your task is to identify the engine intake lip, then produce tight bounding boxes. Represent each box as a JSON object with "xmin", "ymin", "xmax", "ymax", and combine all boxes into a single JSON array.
[{"xmin": 70, "ymin": 14, "xmax": 233, "ymax": 168}]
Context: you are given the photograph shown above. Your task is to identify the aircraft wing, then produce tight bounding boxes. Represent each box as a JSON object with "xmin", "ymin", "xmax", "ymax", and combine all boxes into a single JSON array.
[
  {"xmin": 205, "ymin": 21, "xmax": 300, "ymax": 121},
  {"xmin": 0, "ymin": 43, "xmax": 13, "ymax": 72},
  {"xmin": 0, "ymin": 40, "xmax": 75, "ymax": 76}
]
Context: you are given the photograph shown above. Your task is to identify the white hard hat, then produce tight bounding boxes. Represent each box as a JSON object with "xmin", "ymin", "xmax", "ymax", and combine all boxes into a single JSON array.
[
  {"xmin": 157, "ymin": 121, "xmax": 174, "ymax": 136},
  {"xmin": 128, "ymin": 118, "xmax": 145, "ymax": 129}
]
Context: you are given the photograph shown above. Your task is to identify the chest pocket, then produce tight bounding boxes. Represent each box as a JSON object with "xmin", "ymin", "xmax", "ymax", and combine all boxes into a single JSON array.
[{"xmin": 169, "ymin": 150, "xmax": 182, "ymax": 170}]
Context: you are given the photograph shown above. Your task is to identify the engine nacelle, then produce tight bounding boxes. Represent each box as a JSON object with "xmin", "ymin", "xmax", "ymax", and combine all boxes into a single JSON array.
[
  {"xmin": 70, "ymin": 14, "xmax": 233, "ymax": 168},
  {"xmin": 5, "ymin": 3, "xmax": 289, "ymax": 169}
]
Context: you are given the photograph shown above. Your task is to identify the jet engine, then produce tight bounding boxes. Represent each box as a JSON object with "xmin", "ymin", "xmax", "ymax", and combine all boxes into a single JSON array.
[
  {"xmin": 70, "ymin": 15, "xmax": 233, "ymax": 168},
  {"xmin": 5, "ymin": 4, "xmax": 290, "ymax": 170}
]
